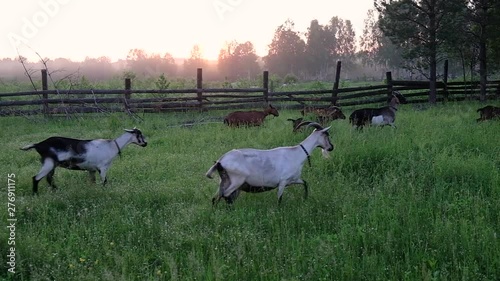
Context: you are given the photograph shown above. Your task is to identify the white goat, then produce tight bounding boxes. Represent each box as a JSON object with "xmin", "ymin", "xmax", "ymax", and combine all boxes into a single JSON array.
[
  {"xmin": 20, "ymin": 128, "xmax": 147, "ymax": 194},
  {"xmin": 206, "ymin": 122, "xmax": 334, "ymax": 205}
]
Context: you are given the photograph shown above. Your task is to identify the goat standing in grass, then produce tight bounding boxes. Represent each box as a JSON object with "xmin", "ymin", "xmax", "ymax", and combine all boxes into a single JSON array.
[
  {"xmin": 476, "ymin": 105, "xmax": 500, "ymax": 121},
  {"xmin": 21, "ymin": 128, "xmax": 147, "ymax": 194},
  {"xmin": 223, "ymin": 104, "xmax": 279, "ymax": 127},
  {"xmin": 349, "ymin": 94, "xmax": 401, "ymax": 129},
  {"xmin": 206, "ymin": 122, "xmax": 334, "ymax": 205}
]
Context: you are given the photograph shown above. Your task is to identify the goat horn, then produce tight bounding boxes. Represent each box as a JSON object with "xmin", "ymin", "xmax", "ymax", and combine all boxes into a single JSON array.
[{"xmin": 295, "ymin": 121, "xmax": 324, "ymax": 131}]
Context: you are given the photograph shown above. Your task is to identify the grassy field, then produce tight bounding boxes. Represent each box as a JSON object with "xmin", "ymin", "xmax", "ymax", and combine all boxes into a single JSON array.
[{"xmin": 1, "ymin": 102, "xmax": 499, "ymax": 280}]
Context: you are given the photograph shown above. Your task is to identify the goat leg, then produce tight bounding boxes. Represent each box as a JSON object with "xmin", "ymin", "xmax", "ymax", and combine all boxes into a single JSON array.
[
  {"xmin": 46, "ymin": 169, "xmax": 58, "ymax": 191},
  {"xmin": 32, "ymin": 176, "xmax": 39, "ymax": 195},
  {"xmin": 89, "ymin": 171, "xmax": 96, "ymax": 183}
]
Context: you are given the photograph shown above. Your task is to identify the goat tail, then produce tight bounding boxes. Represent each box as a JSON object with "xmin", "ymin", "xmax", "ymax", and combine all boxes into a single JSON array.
[
  {"xmin": 20, "ymin": 144, "xmax": 35, "ymax": 151},
  {"xmin": 206, "ymin": 162, "xmax": 223, "ymax": 179}
]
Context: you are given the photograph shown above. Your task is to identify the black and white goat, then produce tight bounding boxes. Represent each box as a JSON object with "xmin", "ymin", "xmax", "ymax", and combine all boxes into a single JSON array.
[
  {"xmin": 206, "ymin": 122, "xmax": 334, "ymax": 205},
  {"xmin": 349, "ymin": 94, "xmax": 401, "ymax": 129},
  {"xmin": 21, "ymin": 128, "xmax": 147, "ymax": 194}
]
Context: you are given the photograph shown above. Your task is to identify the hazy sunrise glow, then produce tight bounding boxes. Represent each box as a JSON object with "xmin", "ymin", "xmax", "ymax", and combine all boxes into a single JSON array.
[{"xmin": 1, "ymin": 0, "xmax": 375, "ymax": 62}]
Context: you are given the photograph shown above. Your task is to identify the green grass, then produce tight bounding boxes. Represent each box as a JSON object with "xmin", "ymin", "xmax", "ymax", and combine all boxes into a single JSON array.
[{"xmin": 1, "ymin": 102, "xmax": 499, "ymax": 280}]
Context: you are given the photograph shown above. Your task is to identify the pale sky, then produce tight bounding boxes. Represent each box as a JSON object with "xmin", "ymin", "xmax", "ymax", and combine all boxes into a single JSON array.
[{"xmin": 1, "ymin": 0, "xmax": 375, "ymax": 62}]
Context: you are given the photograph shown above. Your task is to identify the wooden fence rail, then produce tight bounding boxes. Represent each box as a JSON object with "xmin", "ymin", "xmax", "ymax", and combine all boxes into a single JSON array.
[{"xmin": 1, "ymin": 63, "xmax": 499, "ymax": 117}]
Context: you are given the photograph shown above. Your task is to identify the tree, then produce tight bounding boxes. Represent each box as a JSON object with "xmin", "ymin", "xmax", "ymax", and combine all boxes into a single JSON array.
[
  {"xmin": 359, "ymin": 9, "xmax": 404, "ymax": 74},
  {"xmin": 304, "ymin": 19, "xmax": 331, "ymax": 78},
  {"xmin": 264, "ymin": 19, "xmax": 306, "ymax": 77},
  {"xmin": 376, "ymin": 0, "xmax": 464, "ymax": 103},
  {"xmin": 183, "ymin": 44, "xmax": 207, "ymax": 77},
  {"xmin": 465, "ymin": 0, "xmax": 500, "ymax": 101},
  {"xmin": 126, "ymin": 49, "xmax": 177, "ymax": 77},
  {"xmin": 487, "ymin": 2, "xmax": 500, "ymax": 70},
  {"xmin": 335, "ymin": 19, "xmax": 357, "ymax": 64},
  {"xmin": 81, "ymin": 56, "xmax": 114, "ymax": 80},
  {"xmin": 218, "ymin": 41, "xmax": 260, "ymax": 80},
  {"xmin": 359, "ymin": 10, "xmax": 380, "ymax": 68}
]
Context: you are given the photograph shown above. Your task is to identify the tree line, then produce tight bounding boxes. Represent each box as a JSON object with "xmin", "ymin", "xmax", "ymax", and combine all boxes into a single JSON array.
[{"xmin": 2, "ymin": 0, "xmax": 500, "ymax": 98}]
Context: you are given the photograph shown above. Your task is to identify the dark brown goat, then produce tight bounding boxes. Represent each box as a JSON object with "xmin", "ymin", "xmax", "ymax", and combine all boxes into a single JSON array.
[
  {"xmin": 476, "ymin": 105, "xmax": 500, "ymax": 122},
  {"xmin": 224, "ymin": 104, "xmax": 279, "ymax": 127}
]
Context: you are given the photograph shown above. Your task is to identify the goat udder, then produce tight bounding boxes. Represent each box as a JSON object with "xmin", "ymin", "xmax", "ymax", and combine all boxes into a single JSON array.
[{"xmin": 371, "ymin": 115, "xmax": 384, "ymax": 125}]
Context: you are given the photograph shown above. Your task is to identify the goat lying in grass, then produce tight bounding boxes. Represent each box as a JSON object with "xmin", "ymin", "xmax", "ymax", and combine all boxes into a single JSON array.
[
  {"xmin": 206, "ymin": 122, "xmax": 334, "ymax": 205},
  {"xmin": 349, "ymin": 94, "xmax": 401, "ymax": 129},
  {"xmin": 476, "ymin": 105, "xmax": 500, "ymax": 122},
  {"xmin": 287, "ymin": 117, "xmax": 305, "ymax": 132},
  {"xmin": 224, "ymin": 104, "xmax": 279, "ymax": 127},
  {"xmin": 21, "ymin": 128, "xmax": 147, "ymax": 194},
  {"xmin": 300, "ymin": 105, "xmax": 346, "ymax": 125}
]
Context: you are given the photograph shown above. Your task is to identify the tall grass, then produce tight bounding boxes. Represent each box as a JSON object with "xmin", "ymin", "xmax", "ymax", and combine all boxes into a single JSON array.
[{"xmin": 1, "ymin": 102, "xmax": 499, "ymax": 280}]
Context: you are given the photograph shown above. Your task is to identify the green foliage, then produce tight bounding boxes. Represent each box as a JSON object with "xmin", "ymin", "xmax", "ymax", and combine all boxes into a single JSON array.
[
  {"xmin": 283, "ymin": 73, "xmax": 299, "ymax": 84},
  {"xmin": 154, "ymin": 73, "xmax": 170, "ymax": 90},
  {"xmin": 78, "ymin": 76, "xmax": 93, "ymax": 90},
  {"xmin": 0, "ymin": 102, "xmax": 499, "ymax": 280},
  {"xmin": 121, "ymin": 70, "xmax": 136, "ymax": 81}
]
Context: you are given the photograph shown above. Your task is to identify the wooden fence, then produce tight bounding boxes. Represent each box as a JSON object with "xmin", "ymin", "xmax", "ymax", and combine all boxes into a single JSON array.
[{"xmin": 1, "ymin": 62, "xmax": 499, "ymax": 117}]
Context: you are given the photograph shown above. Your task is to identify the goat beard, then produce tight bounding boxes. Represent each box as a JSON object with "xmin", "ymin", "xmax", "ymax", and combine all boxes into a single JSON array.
[{"xmin": 321, "ymin": 149, "xmax": 330, "ymax": 158}]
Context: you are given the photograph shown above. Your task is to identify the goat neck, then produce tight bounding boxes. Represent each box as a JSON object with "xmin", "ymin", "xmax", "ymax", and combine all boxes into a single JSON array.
[
  {"xmin": 298, "ymin": 132, "xmax": 322, "ymax": 160},
  {"xmin": 114, "ymin": 132, "xmax": 135, "ymax": 153},
  {"xmin": 389, "ymin": 97, "xmax": 400, "ymax": 110},
  {"xmin": 263, "ymin": 108, "xmax": 273, "ymax": 116}
]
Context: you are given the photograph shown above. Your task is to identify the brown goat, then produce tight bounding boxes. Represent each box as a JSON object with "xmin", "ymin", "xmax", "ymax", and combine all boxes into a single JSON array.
[
  {"xmin": 476, "ymin": 105, "xmax": 500, "ymax": 122},
  {"xmin": 224, "ymin": 104, "xmax": 279, "ymax": 127},
  {"xmin": 300, "ymin": 105, "xmax": 346, "ymax": 125}
]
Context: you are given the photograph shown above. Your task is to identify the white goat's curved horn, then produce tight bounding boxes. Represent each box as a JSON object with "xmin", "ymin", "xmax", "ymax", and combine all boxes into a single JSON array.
[
  {"xmin": 295, "ymin": 121, "xmax": 324, "ymax": 131},
  {"xmin": 306, "ymin": 122, "xmax": 324, "ymax": 130}
]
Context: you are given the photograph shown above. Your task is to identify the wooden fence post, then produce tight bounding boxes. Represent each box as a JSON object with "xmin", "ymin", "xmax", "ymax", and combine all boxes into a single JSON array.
[
  {"xmin": 332, "ymin": 61, "xmax": 341, "ymax": 105},
  {"xmin": 443, "ymin": 59, "xmax": 449, "ymax": 102},
  {"xmin": 386, "ymin": 71, "xmax": 393, "ymax": 100},
  {"xmin": 197, "ymin": 68, "xmax": 203, "ymax": 110},
  {"xmin": 124, "ymin": 78, "xmax": 131, "ymax": 111},
  {"xmin": 41, "ymin": 69, "xmax": 49, "ymax": 115},
  {"xmin": 263, "ymin": 71, "xmax": 269, "ymax": 103}
]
